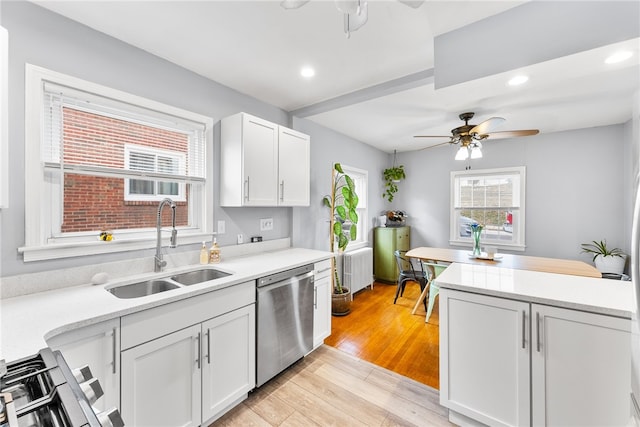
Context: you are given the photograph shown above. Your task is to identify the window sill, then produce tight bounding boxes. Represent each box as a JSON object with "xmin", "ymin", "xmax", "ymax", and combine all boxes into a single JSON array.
[
  {"xmin": 449, "ymin": 240, "xmax": 526, "ymax": 252},
  {"xmin": 19, "ymin": 232, "xmax": 210, "ymax": 262}
]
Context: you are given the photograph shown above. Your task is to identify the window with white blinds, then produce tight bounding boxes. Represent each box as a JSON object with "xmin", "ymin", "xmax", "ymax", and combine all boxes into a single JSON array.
[
  {"xmin": 342, "ymin": 165, "xmax": 368, "ymax": 248},
  {"xmin": 22, "ymin": 65, "xmax": 213, "ymax": 261},
  {"xmin": 450, "ymin": 167, "xmax": 526, "ymax": 250}
]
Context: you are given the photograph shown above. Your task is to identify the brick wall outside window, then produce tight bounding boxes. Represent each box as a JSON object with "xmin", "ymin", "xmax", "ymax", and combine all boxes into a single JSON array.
[{"xmin": 61, "ymin": 108, "xmax": 189, "ymax": 233}]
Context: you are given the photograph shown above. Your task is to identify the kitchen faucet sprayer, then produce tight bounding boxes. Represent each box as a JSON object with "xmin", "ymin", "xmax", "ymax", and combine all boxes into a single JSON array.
[{"xmin": 155, "ymin": 198, "xmax": 177, "ymax": 272}]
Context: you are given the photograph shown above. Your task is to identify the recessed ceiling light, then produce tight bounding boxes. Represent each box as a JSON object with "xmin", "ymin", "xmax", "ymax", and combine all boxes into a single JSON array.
[
  {"xmin": 605, "ymin": 51, "xmax": 633, "ymax": 64},
  {"xmin": 507, "ymin": 75, "xmax": 529, "ymax": 86},
  {"xmin": 300, "ymin": 66, "xmax": 315, "ymax": 78}
]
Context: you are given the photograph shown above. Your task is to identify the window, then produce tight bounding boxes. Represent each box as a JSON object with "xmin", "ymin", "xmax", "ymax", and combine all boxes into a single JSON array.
[
  {"xmin": 450, "ymin": 167, "xmax": 526, "ymax": 250},
  {"xmin": 22, "ymin": 65, "xmax": 213, "ymax": 261},
  {"xmin": 341, "ymin": 165, "xmax": 368, "ymax": 248},
  {"xmin": 125, "ymin": 145, "xmax": 186, "ymax": 202}
]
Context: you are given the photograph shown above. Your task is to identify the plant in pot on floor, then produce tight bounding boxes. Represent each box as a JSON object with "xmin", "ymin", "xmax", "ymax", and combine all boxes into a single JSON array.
[
  {"xmin": 323, "ymin": 163, "xmax": 359, "ymax": 316},
  {"xmin": 581, "ymin": 239, "xmax": 627, "ymax": 275}
]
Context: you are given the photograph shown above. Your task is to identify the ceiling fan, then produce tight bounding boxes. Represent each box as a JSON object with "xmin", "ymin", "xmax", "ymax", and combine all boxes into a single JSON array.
[
  {"xmin": 414, "ymin": 112, "xmax": 539, "ymax": 160},
  {"xmin": 280, "ymin": 0, "xmax": 424, "ymax": 38}
]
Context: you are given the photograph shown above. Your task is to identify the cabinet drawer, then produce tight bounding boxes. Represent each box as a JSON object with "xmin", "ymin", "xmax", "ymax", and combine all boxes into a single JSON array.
[
  {"xmin": 121, "ymin": 281, "xmax": 255, "ymax": 350},
  {"xmin": 314, "ymin": 259, "xmax": 332, "ymax": 279}
]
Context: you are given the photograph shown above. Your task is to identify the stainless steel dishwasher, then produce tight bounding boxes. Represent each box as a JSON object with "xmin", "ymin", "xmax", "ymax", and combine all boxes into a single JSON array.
[{"xmin": 256, "ymin": 263, "xmax": 314, "ymax": 387}]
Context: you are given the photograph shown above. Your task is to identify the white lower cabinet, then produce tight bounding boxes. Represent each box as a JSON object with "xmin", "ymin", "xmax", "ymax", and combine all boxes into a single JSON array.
[
  {"xmin": 440, "ymin": 288, "xmax": 631, "ymax": 427},
  {"xmin": 313, "ymin": 259, "xmax": 332, "ymax": 349},
  {"xmin": 121, "ymin": 324, "xmax": 202, "ymax": 427},
  {"xmin": 201, "ymin": 305, "xmax": 255, "ymax": 422},
  {"xmin": 47, "ymin": 318, "xmax": 120, "ymax": 413},
  {"xmin": 120, "ymin": 281, "xmax": 256, "ymax": 427}
]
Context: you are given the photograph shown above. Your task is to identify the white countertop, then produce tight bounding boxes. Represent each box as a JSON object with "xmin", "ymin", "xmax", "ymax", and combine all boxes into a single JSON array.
[
  {"xmin": 435, "ymin": 263, "xmax": 633, "ymax": 318},
  {"xmin": 0, "ymin": 247, "xmax": 331, "ymax": 361}
]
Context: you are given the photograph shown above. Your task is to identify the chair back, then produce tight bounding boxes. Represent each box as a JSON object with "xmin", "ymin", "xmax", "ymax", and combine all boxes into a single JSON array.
[
  {"xmin": 421, "ymin": 260, "xmax": 450, "ymax": 281},
  {"xmin": 394, "ymin": 250, "xmax": 425, "ymax": 278}
]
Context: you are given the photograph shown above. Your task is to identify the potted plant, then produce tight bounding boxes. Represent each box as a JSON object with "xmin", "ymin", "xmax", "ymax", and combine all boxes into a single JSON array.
[
  {"xmin": 323, "ymin": 163, "xmax": 359, "ymax": 316},
  {"xmin": 383, "ymin": 151, "xmax": 405, "ymax": 202},
  {"xmin": 581, "ymin": 240, "xmax": 627, "ymax": 274}
]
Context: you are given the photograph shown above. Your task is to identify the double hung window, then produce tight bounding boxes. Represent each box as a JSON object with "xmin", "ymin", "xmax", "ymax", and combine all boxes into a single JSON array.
[
  {"xmin": 341, "ymin": 165, "xmax": 368, "ymax": 248},
  {"xmin": 450, "ymin": 167, "xmax": 526, "ymax": 250},
  {"xmin": 22, "ymin": 65, "xmax": 213, "ymax": 261}
]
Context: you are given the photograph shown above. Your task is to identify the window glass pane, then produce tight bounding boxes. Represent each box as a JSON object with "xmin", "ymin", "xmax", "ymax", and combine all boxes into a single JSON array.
[
  {"xmin": 129, "ymin": 179, "xmax": 153, "ymax": 195},
  {"xmin": 158, "ymin": 181, "xmax": 179, "ymax": 196}
]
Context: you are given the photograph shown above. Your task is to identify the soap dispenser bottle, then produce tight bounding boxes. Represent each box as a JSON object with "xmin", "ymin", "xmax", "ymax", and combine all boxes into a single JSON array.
[
  {"xmin": 199, "ymin": 241, "xmax": 208, "ymax": 265},
  {"xmin": 209, "ymin": 238, "xmax": 221, "ymax": 264}
]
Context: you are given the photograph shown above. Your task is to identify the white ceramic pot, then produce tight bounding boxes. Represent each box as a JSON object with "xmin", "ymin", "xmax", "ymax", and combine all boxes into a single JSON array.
[{"xmin": 594, "ymin": 254, "xmax": 627, "ymax": 274}]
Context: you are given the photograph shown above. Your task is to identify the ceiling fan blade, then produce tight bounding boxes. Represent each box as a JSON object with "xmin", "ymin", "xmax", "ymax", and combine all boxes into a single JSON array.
[
  {"xmin": 469, "ymin": 117, "xmax": 505, "ymax": 135},
  {"xmin": 419, "ymin": 141, "xmax": 452, "ymax": 150},
  {"xmin": 280, "ymin": 0, "xmax": 311, "ymax": 9},
  {"xmin": 413, "ymin": 135, "xmax": 451, "ymax": 138},
  {"xmin": 484, "ymin": 129, "xmax": 540, "ymax": 140},
  {"xmin": 397, "ymin": 0, "xmax": 425, "ymax": 8}
]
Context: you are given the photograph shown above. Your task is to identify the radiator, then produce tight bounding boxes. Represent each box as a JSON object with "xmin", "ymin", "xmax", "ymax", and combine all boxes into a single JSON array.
[{"xmin": 343, "ymin": 247, "xmax": 374, "ymax": 297}]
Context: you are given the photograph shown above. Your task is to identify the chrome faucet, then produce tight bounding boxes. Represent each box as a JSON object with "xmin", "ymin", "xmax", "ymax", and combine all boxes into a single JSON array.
[{"xmin": 155, "ymin": 198, "xmax": 177, "ymax": 272}]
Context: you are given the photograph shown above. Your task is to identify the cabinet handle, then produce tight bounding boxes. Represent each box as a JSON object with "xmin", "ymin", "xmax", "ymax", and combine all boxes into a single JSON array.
[
  {"xmin": 280, "ymin": 180, "xmax": 284, "ymax": 201},
  {"xmin": 206, "ymin": 330, "xmax": 211, "ymax": 365},
  {"xmin": 521, "ymin": 311, "xmax": 526, "ymax": 349},
  {"xmin": 536, "ymin": 311, "xmax": 541, "ymax": 353},
  {"xmin": 112, "ymin": 328, "xmax": 117, "ymax": 374},
  {"xmin": 245, "ymin": 177, "xmax": 250, "ymax": 201},
  {"xmin": 196, "ymin": 332, "xmax": 201, "ymax": 369}
]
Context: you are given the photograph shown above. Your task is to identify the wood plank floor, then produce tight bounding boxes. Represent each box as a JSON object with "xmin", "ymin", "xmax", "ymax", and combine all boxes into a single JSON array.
[
  {"xmin": 325, "ymin": 281, "xmax": 441, "ymax": 389},
  {"xmin": 212, "ymin": 281, "xmax": 449, "ymax": 427},
  {"xmin": 213, "ymin": 345, "xmax": 453, "ymax": 427}
]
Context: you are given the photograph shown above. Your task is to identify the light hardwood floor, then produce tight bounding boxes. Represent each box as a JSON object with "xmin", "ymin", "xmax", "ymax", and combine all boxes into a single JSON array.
[
  {"xmin": 213, "ymin": 345, "xmax": 453, "ymax": 426},
  {"xmin": 212, "ymin": 281, "xmax": 451, "ymax": 426}
]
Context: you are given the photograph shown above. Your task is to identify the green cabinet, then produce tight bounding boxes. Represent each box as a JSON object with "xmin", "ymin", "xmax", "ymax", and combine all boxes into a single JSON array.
[{"xmin": 374, "ymin": 226, "xmax": 410, "ymax": 283}]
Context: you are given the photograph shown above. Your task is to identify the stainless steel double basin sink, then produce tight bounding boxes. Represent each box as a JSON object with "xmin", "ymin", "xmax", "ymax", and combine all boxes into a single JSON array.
[{"xmin": 106, "ymin": 268, "xmax": 231, "ymax": 299}]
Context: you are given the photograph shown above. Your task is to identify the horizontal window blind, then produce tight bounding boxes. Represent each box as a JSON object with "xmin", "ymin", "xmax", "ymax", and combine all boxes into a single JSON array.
[{"xmin": 42, "ymin": 82, "xmax": 206, "ymax": 183}]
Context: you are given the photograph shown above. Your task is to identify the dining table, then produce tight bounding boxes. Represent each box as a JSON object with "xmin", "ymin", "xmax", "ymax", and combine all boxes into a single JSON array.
[{"xmin": 405, "ymin": 247, "xmax": 601, "ymax": 321}]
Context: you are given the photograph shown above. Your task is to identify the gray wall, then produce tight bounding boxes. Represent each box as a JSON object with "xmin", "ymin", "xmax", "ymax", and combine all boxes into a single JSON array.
[{"xmin": 394, "ymin": 125, "xmax": 628, "ymax": 263}]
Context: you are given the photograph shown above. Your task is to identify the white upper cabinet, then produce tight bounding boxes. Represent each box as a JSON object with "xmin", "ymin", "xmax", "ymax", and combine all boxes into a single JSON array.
[{"xmin": 220, "ymin": 112, "xmax": 310, "ymax": 207}]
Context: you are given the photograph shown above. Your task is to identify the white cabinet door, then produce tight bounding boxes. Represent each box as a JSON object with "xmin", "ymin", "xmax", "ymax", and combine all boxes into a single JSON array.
[
  {"xmin": 121, "ymin": 325, "xmax": 201, "ymax": 427},
  {"xmin": 201, "ymin": 305, "xmax": 256, "ymax": 423},
  {"xmin": 242, "ymin": 114, "xmax": 278, "ymax": 206},
  {"xmin": 440, "ymin": 289, "xmax": 530, "ymax": 427},
  {"xmin": 313, "ymin": 260, "xmax": 332, "ymax": 349},
  {"xmin": 278, "ymin": 126, "xmax": 310, "ymax": 206},
  {"xmin": 48, "ymin": 318, "xmax": 120, "ymax": 412},
  {"xmin": 531, "ymin": 304, "xmax": 631, "ymax": 427}
]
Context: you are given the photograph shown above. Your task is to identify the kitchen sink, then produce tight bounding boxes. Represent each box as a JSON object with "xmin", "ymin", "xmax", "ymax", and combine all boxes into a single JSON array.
[
  {"xmin": 107, "ymin": 279, "xmax": 180, "ymax": 299},
  {"xmin": 170, "ymin": 268, "xmax": 231, "ymax": 286}
]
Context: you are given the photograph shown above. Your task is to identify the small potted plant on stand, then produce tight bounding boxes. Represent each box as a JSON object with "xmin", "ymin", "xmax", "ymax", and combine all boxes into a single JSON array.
[
  {"xmin": 383, "ymin": 150, "xmax": 405, "ymax": 203},
  {"xmin": 581, "ymin": 239, "xmax": 627, "ymax": 275},
  {"xmin": 323, "ymin": 163, "xmax": 359, "ymax": 316}
]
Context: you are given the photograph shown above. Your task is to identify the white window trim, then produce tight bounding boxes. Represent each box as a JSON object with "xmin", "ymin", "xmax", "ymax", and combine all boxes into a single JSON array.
[
  {"xmin": 124, "ymin": 144, "xmax": 187, "ymax": 202},
  {"xmin": 0, "ymin": 26, "xmax": 8, "ymax": 209},
  {"xmin": 20, "ymin": 64, "xmax": 214, "ymax": 262},
  {"xmin": 341, "ymin": 164, "xmax": 369, "ymax": 248},
  {"xmin": 449, "ymin": 166, "xmax": 526, "ymax": 251}
]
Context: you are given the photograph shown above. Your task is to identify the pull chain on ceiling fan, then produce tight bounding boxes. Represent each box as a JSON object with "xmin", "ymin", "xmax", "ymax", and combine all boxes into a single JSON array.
[{"xmin": 414, "ymin": 112, "xmax": 539, "ymax": 161}]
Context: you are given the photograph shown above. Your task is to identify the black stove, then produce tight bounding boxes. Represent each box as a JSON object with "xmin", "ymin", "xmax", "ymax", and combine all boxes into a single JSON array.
[{"xmin": 0, "ymin": 348, "xmax": 122, "ymax": 427}]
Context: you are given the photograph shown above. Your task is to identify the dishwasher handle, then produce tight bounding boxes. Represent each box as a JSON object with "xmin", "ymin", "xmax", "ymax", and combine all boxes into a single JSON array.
[{"xmin": 257, "ymin": 270, "xmax": 314, "ymax": 293}]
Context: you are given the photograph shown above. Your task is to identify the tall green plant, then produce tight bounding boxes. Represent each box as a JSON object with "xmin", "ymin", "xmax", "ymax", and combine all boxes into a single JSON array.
[{"xmin": 322, "ymin": 163, "xmax": 359, "ymax": 294}]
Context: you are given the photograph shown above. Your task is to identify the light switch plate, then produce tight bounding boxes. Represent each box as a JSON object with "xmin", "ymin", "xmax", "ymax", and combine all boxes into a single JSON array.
[
  {"xmin": 217, "ymin": 220, "xmax": 225, "ymax": 234},
  {"xmin": 237, "ymin": 234, "xmax": 243, "ymax": 244}
]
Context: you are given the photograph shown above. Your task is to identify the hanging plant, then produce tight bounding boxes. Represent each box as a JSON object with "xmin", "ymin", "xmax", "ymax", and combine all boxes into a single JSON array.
[{"xmin": 383, "ymin": 150, "xmax": 405, "ymax": 202}]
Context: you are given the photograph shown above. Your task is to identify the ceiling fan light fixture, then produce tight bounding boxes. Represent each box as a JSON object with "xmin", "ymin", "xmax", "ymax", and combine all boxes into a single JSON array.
[
  {"xmin": 455, "ymin": 146, "xmax": 469, "ymax": 161},
  {"xmin": 605, "ymin": 51, "xmax": 633, "ymax": 64},
  {"xmin": 470, "ymin": 145, "xmax": 483, "ymax": 159},
  {"xmin": 344, "ymin": 1, "xmax": 368, "ymax": 37}
]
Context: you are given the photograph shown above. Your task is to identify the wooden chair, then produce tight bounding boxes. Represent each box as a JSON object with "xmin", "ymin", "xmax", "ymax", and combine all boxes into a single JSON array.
[
  {"xmin": 393, "ymin": 250, "xmax": 428, "ymax": 310},
  {"xmin": 412, "ymin": 260, "xmax": 449, "ymax": 322}
]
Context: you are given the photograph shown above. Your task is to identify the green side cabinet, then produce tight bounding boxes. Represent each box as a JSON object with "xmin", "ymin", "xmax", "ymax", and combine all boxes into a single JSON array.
[{"xmin": 374, "ymin": 226, "xmax": 410, "ymax": 283}]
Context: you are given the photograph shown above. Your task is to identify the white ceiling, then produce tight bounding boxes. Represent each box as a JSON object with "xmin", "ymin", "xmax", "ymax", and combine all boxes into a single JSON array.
[{"xmin": 33, "ymin": 0, "xmax": 640, "ymax": 153}]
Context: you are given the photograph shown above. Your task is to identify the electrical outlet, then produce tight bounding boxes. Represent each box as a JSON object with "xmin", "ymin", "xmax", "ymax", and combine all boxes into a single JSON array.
[
  {"xmin": 237, "ymin": 234, "xmax": 243, "ymax": 244},
  {"xmin": 260, "ymin": 218, "xmax": 273, "ymax": 231},
  {"xmin": 217, "ymin": 220, "xmax": 225, "ymax": 234}
]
